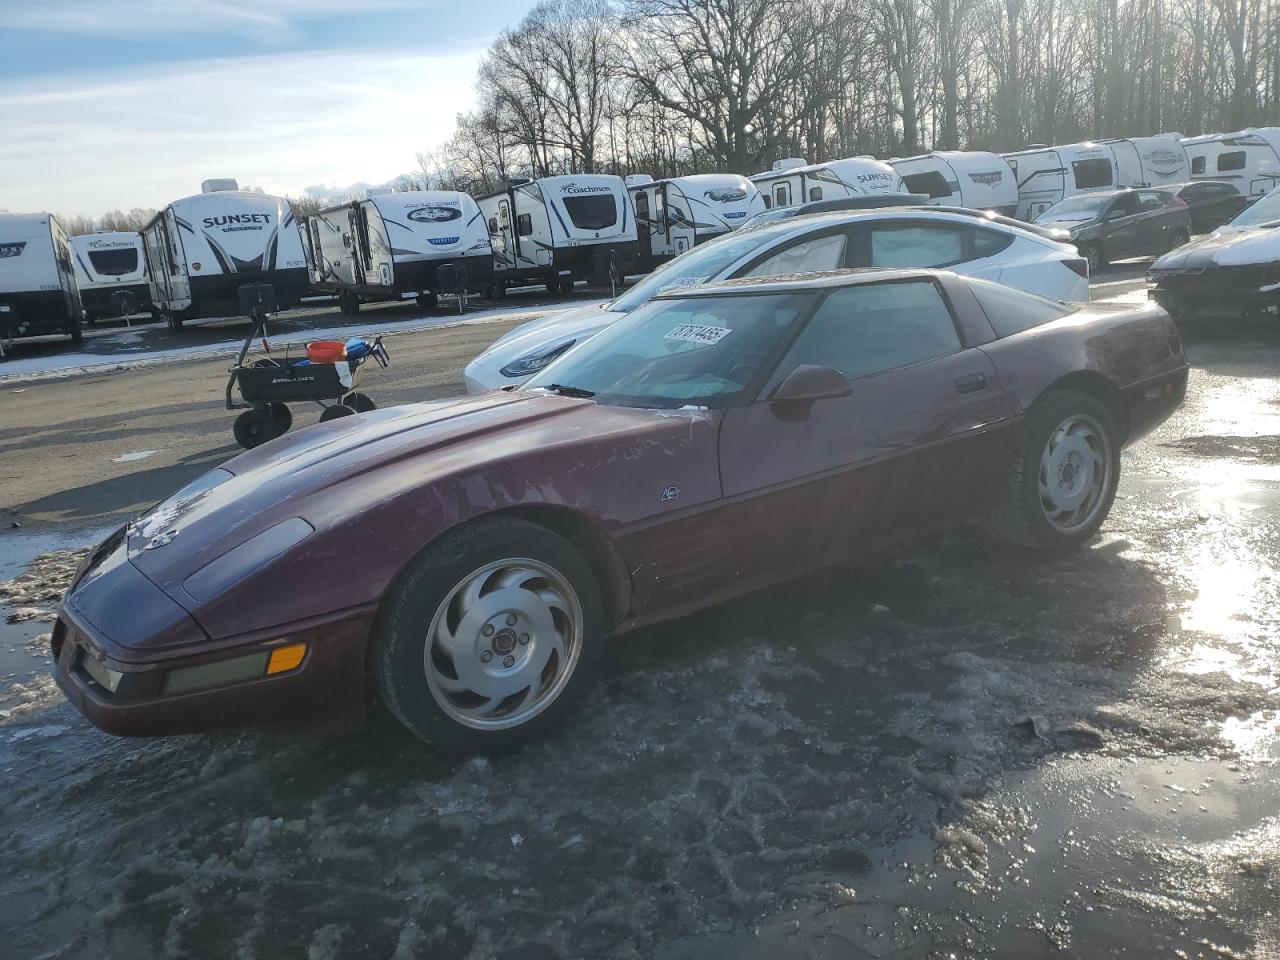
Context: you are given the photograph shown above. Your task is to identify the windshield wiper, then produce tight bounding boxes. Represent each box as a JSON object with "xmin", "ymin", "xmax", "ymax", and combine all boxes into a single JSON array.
[{"xmin": 545, "ymin": 383, "xmax": 596, "ymax": 398}]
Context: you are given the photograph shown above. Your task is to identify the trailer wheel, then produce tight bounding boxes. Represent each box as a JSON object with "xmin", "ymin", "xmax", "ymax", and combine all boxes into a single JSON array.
[
  {"xmin": 343, "ymin": 392, "xmax": 376, "ymax": 413},
  {"xmin": 267, "ymin": 402, "xmax": 293, "ymax": 434},
  {"xmin": 233, "ymin": 408, "xmax": 277, "ymax": 449},
  {"xmin": 558, "ymin": 277, "xmax": 575, "ymax": 295},
  {"xmin": 544, "ymin": 279, "xmax": 559, "ymax": 294},
  {"xmin": 68, "ymin": 320, "xmax": 83, "ymax": 344},
  {"xmin": 166, "ymin": 313, "xmax": 185, "ymax": 332},
  {"xmin": 319, "ymin": 403, "xmax": 355, "ymax": 422},
  {"xmin": 416, "ymin": 292, "xmax": 438, "ymax": 311}
]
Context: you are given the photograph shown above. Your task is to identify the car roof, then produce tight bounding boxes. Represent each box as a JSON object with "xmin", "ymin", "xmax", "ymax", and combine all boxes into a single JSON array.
[{"xmin": 655, "ymin": 267, "xmax": 946, "ymax": 299}]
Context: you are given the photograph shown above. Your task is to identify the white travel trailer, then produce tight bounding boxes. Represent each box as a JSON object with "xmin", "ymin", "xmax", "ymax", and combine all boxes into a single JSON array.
[
  {"xmin": 1099, "ymin": 135, "xmax": 1189, "ymax": 187},
  {"xmin": 750, "ymin": 156, "xmax": 905, "ymax": 210},
  {"xmin": 69, "ymin": 231, "xmax": 151, "ymax": 321},
  {"xmin": 627, "ymin": 173, "xmax": 766, "ymax": 269},
  {"xmin": 306, "ymin": 190, "xmax": 493, "ymax": 314},
  {"xmin": 478, "ymin": 174, "xmax": 638, "ymax": 294},
  {"xmin": 1182, "ymin": 128, "xmax": 1280, "ymax": 198},
  {"xmin": 140, "ymin": 179, "xmax": 309, "ymax": 331},
  {"xmin": 887, "ymin": 151, "xmax": 1018, "ymax": 213},
  {"xmin": 0, "ymin": 212, "xmax": 82, "ymax": 347},
  {"xmin": 1002, "ymin": 142, "xmax": 1118, "ymax": 221}
]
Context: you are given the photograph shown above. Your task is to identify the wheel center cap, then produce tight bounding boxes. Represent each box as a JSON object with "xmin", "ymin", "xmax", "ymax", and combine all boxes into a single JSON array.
[{"xmin": 492, "ymin": 627, "xmax": 517, "ymax": 654}]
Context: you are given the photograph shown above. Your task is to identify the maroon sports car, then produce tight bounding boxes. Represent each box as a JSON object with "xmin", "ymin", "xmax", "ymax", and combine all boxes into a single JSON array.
[{"xmin": 54, "ymin": 269, "xmax": 1188, "ymax": 751}]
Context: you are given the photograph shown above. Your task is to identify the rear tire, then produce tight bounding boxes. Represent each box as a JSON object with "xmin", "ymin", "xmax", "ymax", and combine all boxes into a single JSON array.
[
  {"xmin": 233, "ymin": 408, "xmax": 277, "ymax": 449},
  {"xmin": 1168, "ymin": 228, "xmax": 1190, "ymax": 251},
  {"xmin": 375, "ymin": 517, "xmax": 604, "ymax": 753},
  {"xmin": 266, "ymin": 402, "xmax": 293, "ymax": 434},
  {"xmin": 984, "ymin": 390, "xmax": 1120, "ymax": 553},
  {"xmin": 319, "ymin": 403, "xmax": 355, "ymax": 422}
]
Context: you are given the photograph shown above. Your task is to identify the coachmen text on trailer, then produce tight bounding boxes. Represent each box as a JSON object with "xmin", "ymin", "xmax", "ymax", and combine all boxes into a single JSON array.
[
  {"xmin": 306, "ymin": 190, "xmax": 492, "ymax": 314},
  {"xmin": 140, "ymin": 179, "xmax": 309, "ymax": 331},
  {"xmin": 0, "ymin": 212, "xmax": 83, "ymax": 350},
  {"xmin": 749, "ymin": 157, "xmax": 905, "ymax": 210},
  {"xmin": 478, "ymin": 175, "xmax": 638, "ymax": 294},
  {"xmin": 626, "ymin": 173, "xmax": 766, "ymax": 270},
  {"xmin": 69, "ymin": 231, "xmax": 151, "ymax": 322},
  {"xmin": 887, "ymin": 151, "xmax": 1018, "ymax": 213}
]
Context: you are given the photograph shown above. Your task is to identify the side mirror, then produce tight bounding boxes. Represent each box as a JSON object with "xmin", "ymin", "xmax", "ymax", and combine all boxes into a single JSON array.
[{"xmin": 770, "ymin": 365, "xmax": 852, "ymax": 404}]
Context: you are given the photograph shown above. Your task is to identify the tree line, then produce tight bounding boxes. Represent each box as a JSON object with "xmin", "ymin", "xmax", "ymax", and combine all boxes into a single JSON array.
[{"xmin": 405, "ymin": 0, "xmax": 1280, "ymax": 195}]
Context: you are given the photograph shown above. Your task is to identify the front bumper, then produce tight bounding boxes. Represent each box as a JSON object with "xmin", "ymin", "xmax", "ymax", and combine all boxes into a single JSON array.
[
  {"xmin": 1149, "ymin": 268, "xmax": 1280, "ymax": 320},
  {"xmin": 53, "ymin": 602, "xmax": 374, "ymax": 737}
]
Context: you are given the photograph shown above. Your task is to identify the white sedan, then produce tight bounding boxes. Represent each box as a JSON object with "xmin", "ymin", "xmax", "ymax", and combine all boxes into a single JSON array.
[{"xmin": 465, "ymin": 208, "xmax": 1089, "ymax": 392}]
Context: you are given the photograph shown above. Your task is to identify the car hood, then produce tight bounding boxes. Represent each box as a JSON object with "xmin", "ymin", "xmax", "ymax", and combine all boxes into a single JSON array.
[
  {"xmin": 1037, "ymin": 215, "xmax": 1095, "ymax": 229},
  {"xmin": 125, "ymin": 392, "xmax": 707, "ymax": 601},
  {"xmin": 478, "ymin": 302, "xmax": 623, "ymax": 362},
  {"xmin": 1152, "ymin": 226, "xmax": 1280, "ymax": 269}
]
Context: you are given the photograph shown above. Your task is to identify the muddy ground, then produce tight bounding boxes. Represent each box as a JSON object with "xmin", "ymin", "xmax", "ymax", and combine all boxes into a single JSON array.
[{"xmin": 1, "ymin": 281, "xmax": 1278, "ymax": 959}]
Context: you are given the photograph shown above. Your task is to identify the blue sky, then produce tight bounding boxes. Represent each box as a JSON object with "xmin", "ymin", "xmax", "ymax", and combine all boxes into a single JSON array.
[{"xmin": 0, "ymin": 0, "xmax": 536, "ymax": 217}]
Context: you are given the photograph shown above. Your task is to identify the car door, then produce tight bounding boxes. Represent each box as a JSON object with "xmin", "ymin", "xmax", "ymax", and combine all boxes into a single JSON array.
[
  {"xmin": 717, "ymin": 277, "xmax": 1013, "ymax": 580},
  {"xmin": 1100, "ymin": 194, "xmax": 1141, "ymax": 256},
  {"xmin": 1135, "ymin": 190, "xmax": 1173, "ymax": 253}
]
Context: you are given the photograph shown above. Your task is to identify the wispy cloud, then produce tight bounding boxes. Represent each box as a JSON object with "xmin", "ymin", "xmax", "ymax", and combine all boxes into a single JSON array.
[
  {"xmin": 0, "ymin": 48, "xmax": 481, "ymax": 217},
  {"xmin": 0, "ymin": 0, "xmax": 424, "ymax": 41}
]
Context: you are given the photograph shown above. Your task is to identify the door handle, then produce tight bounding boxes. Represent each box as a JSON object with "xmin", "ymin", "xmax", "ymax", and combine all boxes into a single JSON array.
[{"xmin": 954, "ymin": 372, "xmax": 988, "ymax": 393}]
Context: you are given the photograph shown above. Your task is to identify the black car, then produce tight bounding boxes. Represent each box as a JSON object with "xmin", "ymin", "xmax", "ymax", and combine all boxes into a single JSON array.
[
  {"xmin": 1035, "ymin": 188, "xmax": 1192, "ymax": 272},
  {"xmin": 1165, "ymin": 181, "xmax": 1251, "ymax": 234}
]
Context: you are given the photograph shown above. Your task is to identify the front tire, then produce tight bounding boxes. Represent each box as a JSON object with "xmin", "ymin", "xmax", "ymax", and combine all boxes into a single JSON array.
[
  {"xmin": 375, "ymin": 517, "xmax": 604, "ymax": 753},
  {"xmin": 985, "ymin": 390, "xmax": 1120, "ymax": 552}
]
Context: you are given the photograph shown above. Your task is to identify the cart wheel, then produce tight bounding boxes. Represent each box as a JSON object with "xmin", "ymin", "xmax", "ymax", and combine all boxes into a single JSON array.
[
  {"xmin": 416, "ymin": 292, "xmax": 438, "ymax": 311},
  {"xmin": 343, "ymin": 392, "xmax": 376, "ymax": 413},
  {"xmin": 267, "ymin": 402, "xmax": 293, "ymax": 434},
  {"xmin": 320, "ymin": 404, "xmax": 355, "ymax": 422},
  {"xmin": 233, "ymin": 408, "xmax": 278, "ymax": 449}
]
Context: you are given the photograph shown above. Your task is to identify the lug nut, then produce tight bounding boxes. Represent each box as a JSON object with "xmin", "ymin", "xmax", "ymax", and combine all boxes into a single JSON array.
[
  {"xmin": 481, "ymin": 650, "xmax": 493, "ymax": 663},
  {"xmin": 482, "ymin": 624, "xmax": 494, "ymax": 637},
  {"xmin": 503, "ymin": 655, "xmax": 515, "ymax": 667},
  {"xmin": 518, "ymin": 633, "xmax": 530, "ymax": 645},
  {"xmin": 506, "ymin": 614, "xmax": 517, "ymax": 626}
]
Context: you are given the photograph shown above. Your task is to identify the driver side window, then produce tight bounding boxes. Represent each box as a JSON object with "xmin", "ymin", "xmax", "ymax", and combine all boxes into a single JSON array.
[{"xmin": 743, "ymin": 232, "xmax": 848, "ymax": 278}]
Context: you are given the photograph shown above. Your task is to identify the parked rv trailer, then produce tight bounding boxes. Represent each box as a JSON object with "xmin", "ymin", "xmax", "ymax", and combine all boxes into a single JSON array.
[
  {"xmin": 478, "ymin": 175, "xmax": 637, "ymax": 293},
  {"xmin": 628, "ymin": 173, "xmax": 766, "ymax": 270},
  {"xmin": 140, "ymin": 180, "xmax": 309, "ymax": 331},
  {"xmin": 750, "ymin": 157, "xmax": 904, "ymax": 210},
  {"xmin": 887, "ymin": 151, "xmax": 1017, "ymax": 213},
  {"xmin": 1100, "ymin": 135, "xmax": 1189, "ymax": 187},
  {"xmin": 0, "ymin": 213, "xmax": 83, "ymax": 347},
  {"xmin": 69, "ymin": 231, "xmax": 151, "ymax": 322},
  {"xmin": 1182, "ymin": 128, "xmax": 1280, "ymax": 198},
  {"xmin": 1002, "ymin": 143, "xmax": 1118, "ymax": 221},
  {"xmin": 306, "ymin": 190, "xmax": 493, "ymax": 314}
]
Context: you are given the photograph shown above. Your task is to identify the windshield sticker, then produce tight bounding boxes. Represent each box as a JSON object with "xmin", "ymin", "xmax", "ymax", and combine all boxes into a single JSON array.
[
  {"xmin": 655, "ymin": 275, "xmax": 708, "ymax": 293},
  {"xmin": 665, "ymin": 323, "xmax": 730, "ymax": 345}
]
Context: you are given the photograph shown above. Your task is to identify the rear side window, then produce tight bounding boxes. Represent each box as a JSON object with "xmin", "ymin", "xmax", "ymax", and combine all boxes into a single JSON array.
[
  {"xmin": 562, "ymin": 195, "xmax": 617, "ymax": 230},
  {"xmin": 901, "ymin": 171, "xmax": 952, "ymax": 199},
  {"xmin": 744, "ymin": 232, "xmax": 847, "ymax": 277},
  {"xmin": 969, "ymin": 278, "xmax": 1074, "ymax": 337},
  {"xmin": 770, "ymin": 280, "xmax": 961, "ymax": 388},
  {"xmin": 1137, "ymin": 191, "xmax": 1167, "ymax": 211},
  {"xmin": 1072, "ymin": 159, "xmax": 1113, "ymax": 189},
  {"xmin": 1191, "ymin": 156, "xmax": 1206, "ymax": 175},
  {"xmin": 868, "ymin": 223, "xmax": 967, "ymax": 267},
  {"xmin": 970, "ymin": 227, "xmax": 1014, "ymax": 259},
  {"xmin": 1218, "ymin": 151, "xmax": 1246, "ymax": 172}
]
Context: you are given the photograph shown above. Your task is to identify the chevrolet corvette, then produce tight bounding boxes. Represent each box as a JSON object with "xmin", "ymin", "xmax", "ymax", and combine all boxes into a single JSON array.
[{"xmin": 55, "ymin": 269, "xmax": 1187, "ymax": 752}]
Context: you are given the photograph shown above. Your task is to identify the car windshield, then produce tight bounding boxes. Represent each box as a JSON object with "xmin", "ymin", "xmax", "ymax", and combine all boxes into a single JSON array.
[
  {"xmin": 1229, "ymin": 189, "xmax": 1280, "ymax": 227},
  {"xmin": 1037, "ymin": 196, "xmax": 1107, "ymax": 221},
  {"xmin": 608, "ymin": 223, "xmax": 799, "ymax": 312},
  {"xmin": 524, "ymin": 292, "xmax": 811, "ymax": 408}
]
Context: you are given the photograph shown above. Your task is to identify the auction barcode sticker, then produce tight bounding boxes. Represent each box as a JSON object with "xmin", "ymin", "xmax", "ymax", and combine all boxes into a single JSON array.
[{"xmin": 664, "ymin": 324, "xmax": 730, "ymax": 345}]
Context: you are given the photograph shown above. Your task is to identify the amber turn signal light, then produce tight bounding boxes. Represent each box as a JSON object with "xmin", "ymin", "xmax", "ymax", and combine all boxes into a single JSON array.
[{"xmin": 267, "ymin": 643, "xmax": 307, "ymax": 675}]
